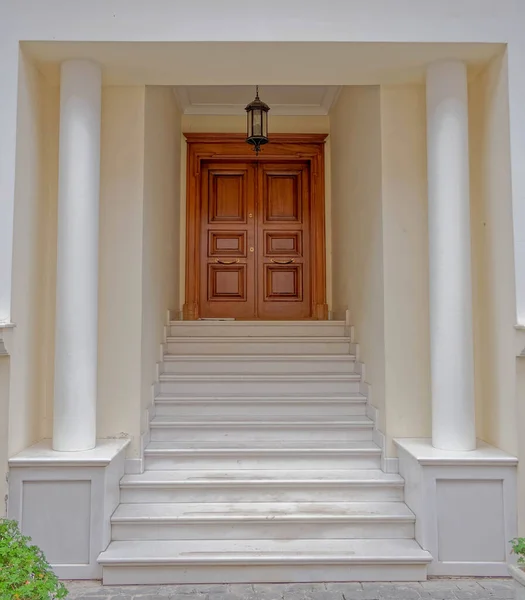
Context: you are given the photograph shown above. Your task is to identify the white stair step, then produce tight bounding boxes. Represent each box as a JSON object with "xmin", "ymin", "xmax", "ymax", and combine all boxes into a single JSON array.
[
  {"xmin": 154, "ymin": 394, "xmax": 367, "ymax": 418},
  {"xmin": 169, "ymin": 321, "xmax": 347, "ymax": 338},
  {"xmin": 120, "ymin": 469, "xmax": 404, "ymax": 503},
  {"xmin": 149, "ymin": 415, "xmax": 374, "ymax": 442},
  {"xmin": 111, "ymin": 501, "xmax": 415, "ymax": 541},
  {"xmin": 167, "ymin": 336, "xmax": 352, "ymax": 355},
  {"xmin": 98, "ymin": 538, "xmax": 431, "ymax": 584},
  {"xmin": 144, "ymin": 441, "xmax": 382, "ymax": 470},
  {"xmin": 158, "ymin": 372, "xmax": 361, "ymax": 395},
  {"xmin": 162, "ymin": 354, "xmax": 356, "ymax": 374}
]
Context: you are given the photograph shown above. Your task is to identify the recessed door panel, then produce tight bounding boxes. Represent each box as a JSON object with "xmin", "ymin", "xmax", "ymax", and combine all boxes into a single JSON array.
[
  {"xmin": 208, "ymin": 172, "xmax": 246, "ymax": 222},
  {"xmin": 208, "ymin": 231, "xmax": 247, "ymax": 257},
  {"xmin": 208, "ymin": 264, "xmax": 247, "ymax": 301},
  {"xmin": 264, "ymin": 264, "xmax": 303, "ymax": 301},
  {"xmin": 264, "ymin": 174, "xmax": 301, "ymax": 222},
  {"xmin": 265, "ymin": 232, "xmax": 302, "ymax": 256}
]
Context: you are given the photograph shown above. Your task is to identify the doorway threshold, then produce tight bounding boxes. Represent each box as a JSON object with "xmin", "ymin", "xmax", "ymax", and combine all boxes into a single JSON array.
[{"xmin": 198, "ymin": 318, "xmax": 236, "ymax": 321}]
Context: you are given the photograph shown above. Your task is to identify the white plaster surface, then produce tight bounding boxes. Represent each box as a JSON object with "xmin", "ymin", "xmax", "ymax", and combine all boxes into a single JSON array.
[
  {"xmin": 426, "ymin": 61, "xmax": 475, "ymax": 452},
  {"xmin": 9, "ymin": 438, "xmax": 130, "ymax": 466},
  {"xmin": 8, "ymin": 438, "xmax": 128, "ymax": 579},
  {"xmin": 22, "ymin": 480, "xmax": 92, "ymax": 564},
  {"xmin": 53, "ymin": 59, "xmax": 101, "ymax": 452},
  {"xmin": 395, "ymin": 437, "xmax": 518, "ymax": 465},
  {"xmin": 396, "ymin": 437, "xmax": 517, "ymax": 576}
]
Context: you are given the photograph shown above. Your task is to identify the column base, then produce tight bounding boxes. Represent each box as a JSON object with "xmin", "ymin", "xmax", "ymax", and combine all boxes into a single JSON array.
[
  {"xmin": 8, "ymin": 438, "xmax": 129, "ymax": 579},
  {"xmin": 395, "ymin": 438, "xmax": 518, "ymax": 576}
]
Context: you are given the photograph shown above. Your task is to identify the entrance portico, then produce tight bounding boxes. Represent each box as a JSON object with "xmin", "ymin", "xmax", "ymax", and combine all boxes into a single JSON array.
[{"xmin": 0, "ymin": 11, "xmax": 524, "ymax": 582}]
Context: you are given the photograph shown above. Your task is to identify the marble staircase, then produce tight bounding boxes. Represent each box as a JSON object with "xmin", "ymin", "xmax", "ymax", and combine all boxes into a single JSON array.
[{"xmin": 98, "ymin": 320, "xmax": 431, "ymax": 584}]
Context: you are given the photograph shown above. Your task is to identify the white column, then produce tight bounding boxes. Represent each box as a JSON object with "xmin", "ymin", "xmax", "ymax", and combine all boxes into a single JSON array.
[
  {"xmin": 426, "ymin": 60, "xmax": 476, "ymax": 452},
  {"xmin": 53, "ymin": 60, "xmax": 102, "ymax": 451}
]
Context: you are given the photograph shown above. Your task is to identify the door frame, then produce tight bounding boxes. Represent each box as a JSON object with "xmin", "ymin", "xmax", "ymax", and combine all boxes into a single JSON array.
[{"xmin": 183, "ymin": 132, "xmax": 328, "ymax": 320}]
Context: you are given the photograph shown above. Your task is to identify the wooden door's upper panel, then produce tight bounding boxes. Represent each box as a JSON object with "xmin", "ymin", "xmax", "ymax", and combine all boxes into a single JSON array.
[
  {"xmin": 208, "ymin": 170, "xmax": 247, "ymax": 223},
  {"xmin": 262, "ymin": 169, "xmax": 303, "ymax": 223}
]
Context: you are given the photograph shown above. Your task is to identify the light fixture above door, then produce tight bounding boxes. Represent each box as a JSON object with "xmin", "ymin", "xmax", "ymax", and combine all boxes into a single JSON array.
[{"xmin": 245, "ymin": 85, "xmax": 270, "ymax": 155}]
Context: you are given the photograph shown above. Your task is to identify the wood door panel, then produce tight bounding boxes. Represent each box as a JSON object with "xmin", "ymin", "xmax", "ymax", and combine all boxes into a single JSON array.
[
  {"xmin": 199, "ymin": 162, "xmax": 255, "ymax": 319},
  {"xmin": 264, "ymin": 172, "xmax": 302, "ymax": 222},
  {"xmin": 208, "ymin": 264, "xmax": 247, "ymax": 301},
  {"xmin": 265, "ymin": 231, "xmax": 302, "ymax": 256},
  {"xmin": 208, "ymin": 170, "xmax": 247, "ymax": 223},
  {"xmin": 208, "ymin": 231, "xmax": 247, "ymax": 257},
  {"xmin": 257, "ymin": 163, "xmax": 311, "ymax": 319},
  {"xmin": 264, "ymin": 264, "xmax": 303, "ymax": 300}
]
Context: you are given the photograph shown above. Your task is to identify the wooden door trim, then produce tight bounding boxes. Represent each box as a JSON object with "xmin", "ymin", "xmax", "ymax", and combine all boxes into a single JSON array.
[{"xmin": 183, "ymin": 133, "xmax": 328, "ymax": 320}]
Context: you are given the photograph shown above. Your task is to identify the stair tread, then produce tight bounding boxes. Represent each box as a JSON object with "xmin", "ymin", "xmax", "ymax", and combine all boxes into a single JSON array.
[
  {"xmin": 167, "ymin": 336, "xmax": 351, "ymax": 342},
  {"xmin": 155, "ymin": 393, "xmax": 365, "ymax": 399},
  {"xmin": 121, "ymin": 469, "xmax": 403, "ymax": 485},
  {"xmin": 170, "ymin": 321, "xmax": 346, "ymax": 326},
  {"xmin": 112, "ymin": 501, "xmax": 415, "ymax": 522},
  {"xmin": 160, "ymin": 375, "xmax": 361, "ymax": 381},
  {"xmin": 163, "ymin": 354, "xmax": 355, "ymax": 361},
  {"xmin": 145, "ymin": 440, "xmax": 380, "ymax": 451},
  {"xmin": 98, "ymin": 538, "xmax": 431, "ymax": 564},
  {"xmin": 151, "ymin": 414, "xmax": 372, "ymax": 425}
]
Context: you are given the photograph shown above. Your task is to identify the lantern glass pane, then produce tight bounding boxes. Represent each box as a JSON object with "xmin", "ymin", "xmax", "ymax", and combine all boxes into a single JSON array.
[
  {"xmin": 262, "ymin": 111, "xmax": 268, "ymax": 137},
  {"xmin": 253, "ymin": 109, "xmax": 262, "ymax": 137}
]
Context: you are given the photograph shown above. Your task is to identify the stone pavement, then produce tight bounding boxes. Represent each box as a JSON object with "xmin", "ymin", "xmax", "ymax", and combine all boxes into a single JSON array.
[{"xmin": 64, "ymin": 579, "xmax": 518, "ymax": 600}]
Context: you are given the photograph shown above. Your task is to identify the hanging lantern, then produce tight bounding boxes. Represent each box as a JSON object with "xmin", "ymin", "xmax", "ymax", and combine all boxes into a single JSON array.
[{"xmin": 245, "ymin": 85, "xmax": 270, "ymax": 155}]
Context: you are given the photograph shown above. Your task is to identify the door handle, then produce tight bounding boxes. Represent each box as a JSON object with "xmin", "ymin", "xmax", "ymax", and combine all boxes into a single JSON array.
[
  {"xmin": 215, "ymin": 258, "xmax": 240, "ymax": 265},
  {"xmin": 270, "ymin": 258, "xmax": 295, "ymax": 264}
]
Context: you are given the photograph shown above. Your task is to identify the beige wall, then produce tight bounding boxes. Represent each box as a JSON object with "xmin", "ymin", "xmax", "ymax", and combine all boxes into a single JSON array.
[
  {"xmin": 7, "ymin": 78, "xmax": 183, "ymax": 462},
  {"xmin": 8, "ymin": 50, "xmax": 58, "ymax": 456},
  {"xmin": 329, "ymin": 77, "xmax": 517, "ymax": 459},
  {"xmin": 468, "ymin": 51, "xmax": 525, "ymax": 529},
  {"xmin": 141, "ymin": 87, "xmax": 181, "ymax": 435},
  {"xmin": 330, "ymin": 86, "xmax": 386, "ymax": 431},
  {"xmin": 179, "ymin": 114, "xmax": 332, "ymax": 313},
  {"xmin": 181, "ymin": 115, "xmax": 330, "ymax": 134},
  {"xmin": 469, "ymin": 51, "xmax": 518, "ymax": 456},
  {"xmin": 97, "ymin": 87, "xmax": 146, "ymax": 455},
  {"xmin": 380, "ymin": 85, "xmax": 432, "ymax": 450}
]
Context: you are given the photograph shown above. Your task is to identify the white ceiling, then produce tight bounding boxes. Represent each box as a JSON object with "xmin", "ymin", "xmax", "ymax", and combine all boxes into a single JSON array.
[{"xmin": 172, "ymin": 85, "xmax": 341, "ymax": 116}]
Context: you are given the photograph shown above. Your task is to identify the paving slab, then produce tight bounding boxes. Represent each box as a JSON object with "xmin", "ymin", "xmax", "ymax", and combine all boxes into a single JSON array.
[{"xmin": 62, "ymin": 579, "xmax": 517, "ymax": 600}]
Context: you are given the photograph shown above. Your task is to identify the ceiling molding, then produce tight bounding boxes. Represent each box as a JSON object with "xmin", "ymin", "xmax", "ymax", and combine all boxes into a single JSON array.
[{"xmin": 173, "ymin": 86, "xmax": 341, "ymax": 116}]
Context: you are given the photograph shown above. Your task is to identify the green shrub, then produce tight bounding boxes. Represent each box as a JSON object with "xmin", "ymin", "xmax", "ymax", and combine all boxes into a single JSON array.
[
  {"xmin": 511, "ymin": 537, "xmax": 525, "ymax": 565},
  {"xmin": 0, "ymin": 519, "xmax": 68, "ymax": 599}
]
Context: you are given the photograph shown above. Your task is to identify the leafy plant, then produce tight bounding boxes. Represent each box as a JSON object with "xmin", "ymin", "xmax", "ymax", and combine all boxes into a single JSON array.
[
  {"xmin": 0, "ymin": 519, "xmax": 68, "ymax": 599},
  {"xmin": 511, "ymin": 537, "xmax": 525, "ymax": 565}
]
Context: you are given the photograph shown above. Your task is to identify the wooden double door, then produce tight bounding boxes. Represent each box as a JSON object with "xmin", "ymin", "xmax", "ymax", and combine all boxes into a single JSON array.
[{"xmin": 200, "ymin": 160, "xmax": 312, "ymax": 320}]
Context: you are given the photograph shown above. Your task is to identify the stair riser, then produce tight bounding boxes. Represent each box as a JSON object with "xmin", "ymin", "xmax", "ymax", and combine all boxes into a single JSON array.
[
  {"xmin": 102, "ymin": 563, "xmax": 428, "ymax": 585},
  {"xmin": 144, "ymin": 453, "xmax": 381, "ymax": 470},
  {"xmin": 120, "ymin": 485, "xmax": 405, "ymax": 504},
  {"xmin": 167, "ymin": 341, "xmax": 351, "ymax": 355},
  {"xmin": 155, "ymin": 401, "xmax": 367, "ymax": 418},
  {"xmin": 162, "ymin": 359, "xmax": 355, "ymax": 375},
  {"xmin": 169, "ymin": 325, "xmax": 347, "ymax": 337},
  {"xmin": 150, "ymin": 427, "xmax": 373, "ymax": 443},
  {"xmin": 159, "ymin": 380, "xmax": 360, "ymax": 395},
  {"xmin": 112, "ymin": 521, "xmax": 414, "ymax": 541}
]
